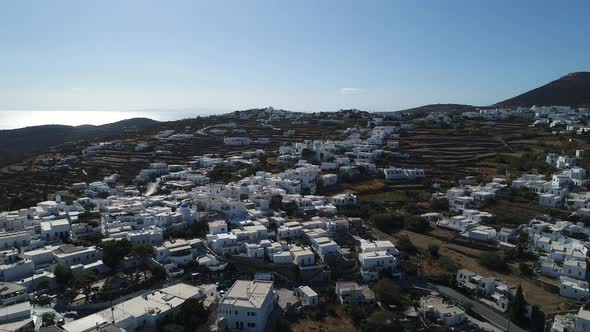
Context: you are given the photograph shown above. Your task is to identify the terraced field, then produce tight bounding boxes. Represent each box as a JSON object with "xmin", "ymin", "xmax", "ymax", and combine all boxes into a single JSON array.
[{"xmin": 392, "ymin": 118, "xmax": 565, "ymax": 179}]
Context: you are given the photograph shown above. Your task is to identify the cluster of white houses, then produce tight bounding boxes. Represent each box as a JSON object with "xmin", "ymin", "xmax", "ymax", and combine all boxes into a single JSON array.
[
  {"xmin": 510, "ymin": 152, "xmax": 587, "ymax": 208},
  {"xmin": 1, "ymin": 114, "xmax": 432, "ymax": 331}
]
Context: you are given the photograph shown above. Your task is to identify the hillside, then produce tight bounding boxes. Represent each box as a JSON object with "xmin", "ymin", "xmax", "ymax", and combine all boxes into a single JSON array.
[
  {"xmin": 396, "ymin": 103, "xmax": 477, "ymax": 114},
  {"xmin": 496, "ymin": 72, "xmax": 590, "ymax": 107},
  {"xmin": 0, "ymin": 118, "xmax": 159, "ymax": 166}
]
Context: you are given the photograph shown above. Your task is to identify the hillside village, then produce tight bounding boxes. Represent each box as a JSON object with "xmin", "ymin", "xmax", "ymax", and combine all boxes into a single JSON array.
[{"xmin": 4, "ymin": 106, "xmax": 590, "ymax": 332}]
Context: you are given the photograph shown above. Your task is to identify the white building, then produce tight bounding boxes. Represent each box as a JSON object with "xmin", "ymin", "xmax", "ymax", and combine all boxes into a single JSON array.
[
  {"xmin": 40, "ymin": 219, "xmax": 71, "ymax": 242},
  {"xmin": 62, "ymin": 283, "xmax": 211, "ymax": 332},
  {"xmin": 52, "ymin": 245, "xmax": 100, "ymax": 266},
  {"xmin": 560, "ymin": 276, "xmax": 590, "ymax": 300},
  {"xmin": 420, "ymin": 295, "xmax": 465, "ymax": 326},
  {"xmin": 383, "ymin": 168, "xmax": 425, "ymax": 180},
  {"xmin": 335, "ymin": 281, "xmax": 376, "ymax": 305},
  {"xmin": 296, "ymin": 286, "xmax": 318, "ymax": 307},
  {"xmin": 359, "ymin": 250, "xmax": 396, "ymax": 281},
  {"xmin": 209, "ymin": 220, "xmax": 228, "ymax": 235},
  {"xmin": 330, "ymin": 192, "xmax": 357, "ymax": 207},
  {"xmin": 218, "ymin": 280, "xmax": 277, "ymax": 332}
]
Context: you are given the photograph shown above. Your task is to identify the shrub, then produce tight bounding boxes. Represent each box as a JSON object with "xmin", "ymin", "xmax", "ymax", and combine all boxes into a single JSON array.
[
  {"xmin": 428, "ymin": 244, "xmax": 440, "ymax": 258},
  {"xmin": 396, "ymin": 235, "xmax": 416, "ymax": 253},
  {"xmin": 438, "ymin": 256, "xmax": 458, "ymax": 272},
  {"xmin": 478, "ymin": 251, "xmax": 509, "ymax": 272}
]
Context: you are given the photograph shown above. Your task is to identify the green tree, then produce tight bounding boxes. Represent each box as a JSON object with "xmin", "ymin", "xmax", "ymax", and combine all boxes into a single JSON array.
[
  {"xmin": 530, "ymin": 305, "xmax": 545, "ymax": 332},
  {"xmin": 176, "ymin": 298, "xmax": 208, "ymax": 328},
  {"xmin": 151, "ymin": 265, "xmax": 167, "ymax": 282},
  {"xmin": 282, "ymin": 201, "xmax": 298, "ymax": 216},
  {"xmin": 509, "ymin": 285, "xmax": 527, "ymax": 327},
  {"xmin": 428, "ymin": 244, "xmax": 440, "ymax": 258},
  {"xmin": 270, "ymin": 195, "xmax": 282, "ymax": 210},
  {"xmin": 370, "ymin": 213, "xmax": 405, "ymax": 233},
  {"xmin": 76, "ymin": 272, "xmax": 98, "ymax": 301},
  {"xmin": 396, "ymin": 235, "xmax": 416, "ymax": 254},
  {"xmin": 131, "ymin": 243, "xmax": 156, "ymax": 259},
  {"xmin": 516, "ymin": 231, "xmax": 529, "ymax": 257},
  {"xmin": 478, "ymin": 251, "xmax": 509, "ymax": 272},
  {"xmin": 373, "ymin": 278, "xmax": 403, "ymax": 307},
  {"xmin": 101, "ymin": 238, "xmax": 132, "ymax": 268},
  {"xmin": 519, "ymin": 262, "xmax": 533, "ymax": 276},
  {"xmin": 54, "ymin": 264, "xmax": 73, "ymax": 287},
  {"xmin": 405, "ymin": 216, "xmax": 430, "ymax": 233}
]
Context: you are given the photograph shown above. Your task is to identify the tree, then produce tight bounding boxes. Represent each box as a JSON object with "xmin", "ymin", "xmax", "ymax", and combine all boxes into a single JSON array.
[
  {"xmin": 101, "ymin": 238, "xmax": 132, "ymax": 268},
  {"xmin": 76, "ymin": 273, "xmax": 98, "ymax": 301},
  {"xmin": 430, "ymin": 198, "xmax": 449, "ymax": 212},
  {"xmin": 373, "ymin": 278, "xmax": 403, "ymax": 307},
  {"xmin": 478, "ymin": 251, "xmax": 509, "ymax": 272},
  {"xmin": 131, "ymin": 243, "xmax": 156, "ymax": 260},
  {"xmin": 405, "ymin": 216, "xmax": 430, "ymax": 233},
  {"xmin": 509, "ymin": 285, "xmax": 527, "ymax": 327},
  {"xmin": 396, "ymin": 235, "xmax": 416, "ymax": 254},
  {"xmin": 176, "ymin": 298, "xmax": 208, "ymax": 328},
  {"xmin": 530, "ymin": 305, "xmax": 545, "ymax": 332},
  {"xmin": 270, "ymin": 195, "xmax": 282, "ymax": 210},
  {"xmin": 370, "ymin": 213, "xmax": 404, "ymax": 233},
  {"xmin": 428, "ymin": 244, "xmax": 440, "ymax": 258},
  {"xmin": 282, "ymin": 201, "xmax": 298, "ymax": 216},
  {"xmin": 519, "ymin": 262, "xmax": 533, "ymax": 276},
  {"xmin": 54, "ymin": 264, "xmax": 73, "ymax": 287},
  {"xmin": 151, "ymin": 265, "xmax": 167, "ymax": 282},
  {"xmin": 516, "ymin": 231, "xmax": 529, "ymax": 257},
  {"xmin": 438, "ymin": 256, "xmax": 458, "ymax": 273}
]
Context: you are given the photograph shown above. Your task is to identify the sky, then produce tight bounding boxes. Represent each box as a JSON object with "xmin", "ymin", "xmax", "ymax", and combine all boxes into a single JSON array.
[{"xmin": 0, "ymin": 0, "xmax": 589, "ymax": 113}]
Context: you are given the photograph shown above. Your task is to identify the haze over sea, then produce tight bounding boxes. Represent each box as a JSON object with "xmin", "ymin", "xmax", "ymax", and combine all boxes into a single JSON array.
[{"xmin": 0, "ymin": 110, "xmax": 225, "ymax": 130}]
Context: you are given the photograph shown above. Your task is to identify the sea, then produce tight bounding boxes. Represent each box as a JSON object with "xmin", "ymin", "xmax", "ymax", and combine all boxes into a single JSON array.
[{"xmin": 0, "ymin": 110, "xmax": 225, "ymax": 130}]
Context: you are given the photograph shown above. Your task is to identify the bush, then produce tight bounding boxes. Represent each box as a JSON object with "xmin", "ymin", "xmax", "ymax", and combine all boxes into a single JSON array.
[
  {"xmin": 370, "ymin": 213, "xmax": 404, "ymax": 233},
  {"xmin": 478, "ymin": 251, "xmax": 509, "ymax": 272},
  {"xmin": 54, "ymin": 264, "xmax": 73, "ymax": 287},
  {"xmin": 396, "ymin": 235, "xmax": 416, "ymax": 253},
  {"xmin": 438, "ymin": 256, "xmax": 458, "ymax": 272},
  {"xmin": 428, "ymin": 244, "xmax": 440, "ymax": 258},
  {"xmin": 373, "ymin": 278, "xmax": 403, "ymax": 307},
  {"xmin": 406, "ymin": 216, "xmax": 430, "ymax": 233},
  {"xmin": 519, "ymin": 262, "xmax": 533, "ymax": 276}
]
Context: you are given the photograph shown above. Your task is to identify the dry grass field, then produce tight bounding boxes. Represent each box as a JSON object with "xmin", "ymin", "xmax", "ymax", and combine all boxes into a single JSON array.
[
  {"xmin": 290, "ymin": 305, "xmax": 359, "ymax": 332},
  {"xmin": 372, "ymin": 228, "xmax": 569, "ymax": 313}
]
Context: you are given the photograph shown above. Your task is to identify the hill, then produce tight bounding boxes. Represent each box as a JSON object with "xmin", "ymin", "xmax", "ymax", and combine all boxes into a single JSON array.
[
  {"xmin": 0, "ymin": 118, "xmax": 159, "ymax": 166},
  {"xmin": 395, "ymin": 103, "xmax": 477, "ymax": 114},
  {"xmin": 496, "ymin": 72, "xmax": 590, "ymax": 107}
]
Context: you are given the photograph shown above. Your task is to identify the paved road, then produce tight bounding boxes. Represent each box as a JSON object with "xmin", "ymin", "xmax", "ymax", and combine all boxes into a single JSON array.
[{"xmin": 434, "ymin": 285, "xmax": 527, "ymax": 332}]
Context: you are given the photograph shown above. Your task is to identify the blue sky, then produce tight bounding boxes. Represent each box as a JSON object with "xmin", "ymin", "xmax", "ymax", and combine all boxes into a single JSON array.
[{"xmin": 1, "ymin": 0, "xmax": 588, "ymax": 113}]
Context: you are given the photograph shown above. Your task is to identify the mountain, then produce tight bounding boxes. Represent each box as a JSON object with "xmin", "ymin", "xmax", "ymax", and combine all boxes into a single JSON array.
[
  {"xmin": 496, "ymin": 72, "xmax": 590, "ymax": 107},
  {"xmin": 0, "ymin": 118, "xmax": 159, "ymax": 166},
  {"xmin": 396, "ymin": 103, "xmax": 477, "ymax": 114}
]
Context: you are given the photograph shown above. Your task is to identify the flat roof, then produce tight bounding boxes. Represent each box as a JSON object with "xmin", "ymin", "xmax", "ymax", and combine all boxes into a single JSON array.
[{"xmin": 220, "ymin": 280, "xmax": 274, "ymax": 309}]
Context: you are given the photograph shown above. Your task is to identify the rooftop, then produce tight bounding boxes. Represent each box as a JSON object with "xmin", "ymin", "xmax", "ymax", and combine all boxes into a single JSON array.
[{"xmin": 220, "ymin": 280, "xmax": 274, "ymax": 309}]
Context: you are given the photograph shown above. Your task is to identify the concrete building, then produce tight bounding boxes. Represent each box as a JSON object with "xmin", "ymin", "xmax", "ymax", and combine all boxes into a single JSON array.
[
  {"xmin": 218, "ymin": 280, "xmax": 277, "ymax": 332},
  {"xmin": 62, "ymin": 283, "xmax": 211, "ymax": 332},
  {"xmin": 335, "ymin": 281, "xmax": 376, "ymax": 305},
  {"xmin": 420, "ymin": 295, "xmax": 465, "ymax": 327}
]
